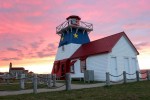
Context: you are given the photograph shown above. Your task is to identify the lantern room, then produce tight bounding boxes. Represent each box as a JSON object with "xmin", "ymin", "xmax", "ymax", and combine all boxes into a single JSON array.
[
  {"xmin": 56, "ymin": 15, "xmax": 93, "ymax": 35},
  {"xmin": 66, "ymin": 15, "xmax": 81, "ymax": 26}
]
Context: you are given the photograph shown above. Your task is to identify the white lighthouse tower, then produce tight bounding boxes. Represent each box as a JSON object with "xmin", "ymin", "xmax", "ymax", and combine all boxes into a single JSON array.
[
  {"xmin": 52, "ymin": 15, "xmax": 93, "ymax": 76},
  {"xmin": 55, "ymin": 15, "xmax": 93, "ymax": 60}
]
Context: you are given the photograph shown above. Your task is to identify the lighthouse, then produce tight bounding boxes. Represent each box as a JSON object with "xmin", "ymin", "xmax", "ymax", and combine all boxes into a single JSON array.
[
  {"xmin": 52, "ymin": 15, "xmax": 93, "ymax": 77},
  {"xmin": 52, "ymin": 15, "xmax": 140, "ymax": 81}
]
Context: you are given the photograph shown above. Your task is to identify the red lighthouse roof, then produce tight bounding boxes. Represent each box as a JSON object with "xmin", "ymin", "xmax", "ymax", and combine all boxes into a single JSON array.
[
  {"xmin": 66, "ymin": 15, "xmax": 81, "ymax": 20},
  {"xmin": 70, "ymin": 32, "xmax": 139, "ymax": 59}
]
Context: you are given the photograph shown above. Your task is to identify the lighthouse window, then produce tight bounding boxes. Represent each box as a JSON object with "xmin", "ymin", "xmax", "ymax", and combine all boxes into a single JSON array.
[
  {"xmin": 80, "ymin": 60, "xmax": 86, "ymax": 73},
  {"xmin": 71, "ymin": 19, "xmax": 76, "ymax": 24},
  {"xmin": 70, "ymin": 65, "xmax": 74, "ymax": 73}
]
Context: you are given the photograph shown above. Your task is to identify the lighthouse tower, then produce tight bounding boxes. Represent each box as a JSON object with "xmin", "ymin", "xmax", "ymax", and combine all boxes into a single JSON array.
[
  {"xmin": 55, "ymin": 15, "xmax": 93, "ymax": 60},
  {"xmin": 53, "ymin": 15, "xmax": 93, "ymax": 76}
]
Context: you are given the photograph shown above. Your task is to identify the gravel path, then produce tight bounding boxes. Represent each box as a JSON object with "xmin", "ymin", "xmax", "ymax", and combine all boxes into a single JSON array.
[{"xmin": 0, "ymin": 83, "xmax": 106, "ymax": 96}]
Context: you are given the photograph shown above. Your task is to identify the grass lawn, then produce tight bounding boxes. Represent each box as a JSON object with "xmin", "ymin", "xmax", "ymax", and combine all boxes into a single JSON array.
[
  {"xmin": 0, "ymin": 81, "xmax": 100, "ymax": 91},
  {"xmin": 0, "ymin": 81, "xmax": 150, "ymax": 100},
  {"xmin": 0, "ymin": 83, "xmax": 48, "ymax": 91},
  {"xmin": 58, "ymin": 80, "xmax": 103, "ymax": 84}
]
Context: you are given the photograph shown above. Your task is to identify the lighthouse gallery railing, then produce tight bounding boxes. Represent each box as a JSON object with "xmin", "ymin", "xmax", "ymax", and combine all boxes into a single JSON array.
[{"xmin": 56, "ymin": 20, "xmax": 93, "ymax": 34}]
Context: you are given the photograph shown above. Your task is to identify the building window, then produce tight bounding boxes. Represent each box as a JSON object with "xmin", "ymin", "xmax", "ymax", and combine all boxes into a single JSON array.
[
  {"xmin": 71, "ymin": 18, "xmax": 77, "ymax": 24},
  {"xmin": 70, "ymin": 65, "xmax": 75, "ymax": 73},
  {"xmin": 62, "ymin": 45, "xmax": 65, "ymax": 51},
  {"xmin": 80, "ymin": 60, "xmax": 86, "ymax": 73}
]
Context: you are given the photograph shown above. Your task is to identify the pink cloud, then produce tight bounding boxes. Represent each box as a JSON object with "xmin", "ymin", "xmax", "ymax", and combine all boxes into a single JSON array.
[
  {"xmin": 123, "ymin": 23, "xmax": 150, "ymax": 30},
  {"xmin": 0, "ymin": 0, "xmax": 150, "ymax": 72},
  {"xmin": 0, "ymin": 1, "xmax": 13, "ymax": 9}
]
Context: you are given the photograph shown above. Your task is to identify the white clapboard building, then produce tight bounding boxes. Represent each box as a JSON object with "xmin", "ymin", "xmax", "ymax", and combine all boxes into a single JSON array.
[{"xmin": 51, "ymin": 15, "xmax": 140, "ymax": 81}]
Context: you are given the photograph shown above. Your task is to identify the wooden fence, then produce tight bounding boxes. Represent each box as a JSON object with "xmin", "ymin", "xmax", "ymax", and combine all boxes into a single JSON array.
[
  {"xmin": 106, "ymin": 70, "xmax": 150, "ymax": 86},
  {"xmin": 0, "ymin": 73, "xmax": 71, "ymax": 94}
]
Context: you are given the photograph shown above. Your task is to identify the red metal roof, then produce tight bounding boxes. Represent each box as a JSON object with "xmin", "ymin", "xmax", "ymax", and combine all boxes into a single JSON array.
[
  {"xmin": 70, "ymin": 32, "xmax": 139, "ymax": 59},
  {"xmin": 10, "ymin": 67, "xmax": 24, "ymax": 70}
]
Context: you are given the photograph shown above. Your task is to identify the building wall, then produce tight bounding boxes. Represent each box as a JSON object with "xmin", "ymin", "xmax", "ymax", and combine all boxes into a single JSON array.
[
  {"xmin": 86, "ymin": 54, "xmax": 108, "ymax": 81},
  {"xmin": 70, "ymin": 36, "xmax": 140, "ymax": 81},
  {"xmin": 9, "ymin": 70, "xmax": 24, "ymax": 78},
  {"xmin": 71, "ymin": 59, "xmax": 84, "ymax": 78},
  {"xmin": 55, "ymin": 43, "xmax": 81, "ymax": 60},
  {"xmin": 108, "ymin": 36, "xmax": 140, "ymax": 81},
  {"xmin": 71, "ymin": 53, "xmax": 108, "ymax": 81}
]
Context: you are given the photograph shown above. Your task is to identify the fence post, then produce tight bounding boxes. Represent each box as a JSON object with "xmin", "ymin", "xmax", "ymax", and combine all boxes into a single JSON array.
[
  {"xmin": 66, "ymin": 73, "xmax": 71, "ymax": 90},
  {"xmin": 147, "ymin": 70, "xmax": 150, "ymax": 80},
  {"xmin": 106, "ymin": 72, "xmax": 110, "ymax": 86},
  {"xmin": 6, "ymin": 74, "xmax": 10, "ymax": 85},
  {"xmin": 52, "ymin": 74, "xmax": 56, "ymax": 87},
  {"xmin": 20, "ymin": 74, "xmax": 25, "ymax": 89},
  {"xmin": 47, "ymin": 74, "xmax": 52, "ymax": 88},
  {"xmin": 33, "ymin": 74, "xmax": 37, "ymax": 94},
  {"xmin": 123, "ymin": 71, "xmax": 127, "ymax": 83},
  {"xmin": 136, "ymin": 71, "xmax": 139, "ymax": 82}
]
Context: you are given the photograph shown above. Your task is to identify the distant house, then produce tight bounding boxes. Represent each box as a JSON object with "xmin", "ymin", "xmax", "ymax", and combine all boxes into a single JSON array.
[
  {"xmin": 9, "ymin": 62, "xmax": 28, "ymax": 78},
  {"xmin": 28, "ymin": 71, "xmax": 34, "ymax": 75},
  {"xmin": 52, "ymin": 15, "xmax": 140, "ymax": 81}
]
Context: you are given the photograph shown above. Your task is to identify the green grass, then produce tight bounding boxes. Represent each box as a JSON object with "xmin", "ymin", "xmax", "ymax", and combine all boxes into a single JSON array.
[
  {"xmin": 0, "ymin": 81, "xmax": 150, "ymax": 100},
  {"xmin": 0, "ymin": 80, "xmax": 100, "ymax": 91},
  {"xmin": 57, "ymin": 80, "xmax": 103, "ymax": 84},
  {"xmin": 0, "ymin": 83, "xmax": 48, "ymax": 91}
]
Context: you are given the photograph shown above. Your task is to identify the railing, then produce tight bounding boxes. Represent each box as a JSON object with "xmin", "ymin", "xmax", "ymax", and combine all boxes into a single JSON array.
[
  {"xmin": 106, "ymin": 70, "xmax": 150, "ymax": 86},
  {"xmin": 0, "ymin": 73, "xmax": 71, "ymax": 94},
  {"xmin": 30, "ymin": 73, "xmax": 71, "ymax": 93},
  {"xmin": 56, "ymin": 20, "xmax": 93, "ymax": 34},
  {"xmin": 1, "ymin": 71, "xmax": 150, "ymax": 93}
]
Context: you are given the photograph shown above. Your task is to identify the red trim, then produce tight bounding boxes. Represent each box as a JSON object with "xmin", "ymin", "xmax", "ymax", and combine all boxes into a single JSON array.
[
  {"xmin": 70, "ymin": 60, "xmax": 77, "ymax": 66},
  {"xmin": 80, "ymin": 57, "xmax": 87, "ymax": 61},
  {"xmin": 54, "ymin": 61, "xmax": 59, "ymax": 64},
  {"xmin": 52, "ymin": 61, "xmax": 60, "ymax": 74},
  {"xmin": 52, "ymin": 59, "xmax": 71, "ymax": 78}
]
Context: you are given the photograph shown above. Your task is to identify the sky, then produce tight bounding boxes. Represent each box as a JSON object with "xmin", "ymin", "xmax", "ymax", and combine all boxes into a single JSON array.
[{"xmin": 0, "ymin": 0, "xmax": 150, "ymax": 74}]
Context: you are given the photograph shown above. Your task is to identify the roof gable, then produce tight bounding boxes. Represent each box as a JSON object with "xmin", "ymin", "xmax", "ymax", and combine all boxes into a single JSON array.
[{"xmin": 70, "ymin": 32, "xmax": 139, "ymax": 59}]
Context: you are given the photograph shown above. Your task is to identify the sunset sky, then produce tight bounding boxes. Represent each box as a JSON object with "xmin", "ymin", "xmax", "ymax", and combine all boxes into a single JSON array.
[{"xmin": 0, "ymin": 0, "xmax": 150, "ymax": 74}]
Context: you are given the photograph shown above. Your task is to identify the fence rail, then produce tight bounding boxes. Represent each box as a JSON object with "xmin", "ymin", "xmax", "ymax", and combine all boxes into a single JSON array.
[
  {"xmin": 1, "ymin": 70, "xmax": 150, "ymax": 93},
  {"xmin": 106, "ymin": 70, "xmax": 150, "ymax": 86},
  {"xmin": 0, "ymin": 73, "xmax": 71, "ymax": 94}
]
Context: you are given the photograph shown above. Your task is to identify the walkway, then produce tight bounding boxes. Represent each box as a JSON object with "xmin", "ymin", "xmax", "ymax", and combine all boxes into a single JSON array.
[{"xmin": 0, "ymin": 83, "xmax": 106, "ymax": 96}]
